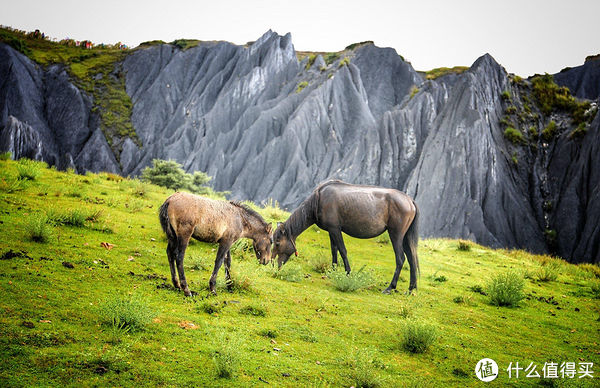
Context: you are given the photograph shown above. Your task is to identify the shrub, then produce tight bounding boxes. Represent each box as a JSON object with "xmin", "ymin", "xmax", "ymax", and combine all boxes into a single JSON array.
[
  {"xmin": 213, "ymin": 331, "xmax": 243, "ymax": 379},
  {"xmin": 26, "ymin": 215, "xmax": 52, "ymax": 243},
  {"xmin": 504, "ymin": 127, "xmax": 524, "ymax": 144},
  {"xmin": 457, "ymin": 240, "xmax": 471, "ymax": 251},
  {"xmin": 273, "ymin": 262, "xmax": 304, "ymax": 282},
  {"xmin": 501, "ymin": 90, "xmax": 511, "ymax": 101},
  {"xmin": 310, "ymin": 255, "xmax": 331, "ymax": 274},
  {"xmin": 140, "ymin": 159, "xmax": 214, "ymax": 194},
  {"xmin": 99, "ymin": 295, "xmax": 155, "ymax": 332},
  {"xmin": 487, "ymin": 271, "xmax": 525, "ymax": 307},
  {"xmin": 0, "ymin": 151, "xmax": 11, "ymax": 161},
  {"xmin": 505, "ymin": 105, "xmax": 517, "ymax": 114},
  {"xmin": 402, "ymin": 320, "xmax": 438, "ymax": 353},
  {"xmin": 542, "ymin": 121, "xmax": 558, "ymax": 142},
  {"xmin": 17, "ymin": 158, "xmax": 46, "ymax": 180},
  {"xmin": 327, "ymin": 265, "xmax": 373, "ymax": 292}
]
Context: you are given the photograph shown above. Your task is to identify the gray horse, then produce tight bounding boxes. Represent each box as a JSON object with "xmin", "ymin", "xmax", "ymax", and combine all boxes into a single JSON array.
[{"xmin": 272, "ymin": 180, "xmax": 419, "ymax": 293}]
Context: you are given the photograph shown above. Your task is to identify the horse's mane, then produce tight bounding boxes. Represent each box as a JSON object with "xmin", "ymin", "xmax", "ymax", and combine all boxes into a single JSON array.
[{"xmin": 229, "ymin": 201, "xmax": 268, "ymax": 227}]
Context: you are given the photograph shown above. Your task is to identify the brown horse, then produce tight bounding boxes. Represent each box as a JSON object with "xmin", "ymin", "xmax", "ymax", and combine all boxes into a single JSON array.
[
  {"xmin": 159, "ymin": 192, "xmax": 272, "ymax": 296},
  {"xmin": 272, "ymin": 180, "xmax": 419, "ymax": 293}
]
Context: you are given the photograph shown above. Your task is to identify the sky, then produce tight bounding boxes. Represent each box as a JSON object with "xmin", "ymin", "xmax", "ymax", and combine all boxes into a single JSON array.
[{"xmin": 3, "ymin": 0, "xmax": 599, "ymax": 77}]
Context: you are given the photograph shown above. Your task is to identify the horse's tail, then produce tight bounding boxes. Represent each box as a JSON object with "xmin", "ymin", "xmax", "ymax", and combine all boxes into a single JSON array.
[
  {"xmin": 159, "ymin": 198, "xmax": 176, "ymax": 241},
  {"xmin": 404, "ymin": 200, "xmax": 420, "ymax": 278}
]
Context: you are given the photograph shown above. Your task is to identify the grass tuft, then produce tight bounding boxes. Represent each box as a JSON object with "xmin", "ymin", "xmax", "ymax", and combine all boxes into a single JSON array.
[
  {"xmin": 26, "ymin": 214, "xmax": 52, "ymax": 243},
  {"xmin": 487, "ymin": 271, "xmax": 525, "ymax": 307},
  {"xmin": 457, "ymin": 240, "xmax": 471, "ymax": 251},
  {"xmin": 99, "ymin": 295, "xmax": 155, "ymax": 333},
  {"xmin": 17, "ymin": 158, "xmax": 46, "ymax": 180},
  {"xmin": 310, "ymin": 255, "xmax": 332, "ymax": 274},
  {"xmin": 401, "ymin": 320, "xmax": 438, "ymax": 353},
  {"xmin": 327, "ymin": 265, "xmax": 373, "ymax": 292},
  {"xmin": 213, "ymin": 331, "xmax": 243, "ymax": 379}
]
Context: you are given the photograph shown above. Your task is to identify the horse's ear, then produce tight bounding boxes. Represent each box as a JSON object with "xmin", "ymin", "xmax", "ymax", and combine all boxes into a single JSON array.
[{"xmin": 266, "ymin": 224, "xmax": 272, "ymax": 233}]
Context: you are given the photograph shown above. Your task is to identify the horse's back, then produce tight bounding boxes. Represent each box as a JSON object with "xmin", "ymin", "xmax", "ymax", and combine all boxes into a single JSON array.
[
  {"xmin": 165, "ymin": 192, "xmax": 238, "ymax": 242},
  {"xmin": 317, "ymin": 182, "xmax": 415, "ymax": 238}
]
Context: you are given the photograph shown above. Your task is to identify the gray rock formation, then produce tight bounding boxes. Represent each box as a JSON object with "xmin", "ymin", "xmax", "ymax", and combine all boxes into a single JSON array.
[{"xmin": 0, "ymin": 33, "xmax": 598, "ymax": 263}]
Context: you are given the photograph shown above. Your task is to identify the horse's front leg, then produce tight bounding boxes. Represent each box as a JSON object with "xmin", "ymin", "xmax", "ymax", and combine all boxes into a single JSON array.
[
  {"xmin": 209, "ymin": 243, "xmax": 231, "ymax": 295},
  {"xmin": 328, "ymin": 233, "xmax": 338, "ymax": 267},
  {"xmin": 329, "ymin": 230, "xmax": 350, "ymax": 273}
]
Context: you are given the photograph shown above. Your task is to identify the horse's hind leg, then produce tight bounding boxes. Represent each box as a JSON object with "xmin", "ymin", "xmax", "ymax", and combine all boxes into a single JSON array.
[
  {"xmin": 403, "ymin": 238, "xmax": 417, "ymax": 292},
  {"xmin": 167, "ymin": 239, "xmax": 180, "ymax": 289},
  {"xmin": 329, "ymin": 230, "xmax": 350, "ymax": 273},
  {"xmin": 224, "ymin": 250, "xmax": 233, "ymax": 290},
  {"xmin": 175, "ymin": 229, "xmax": 193, "ymax": 296},
  {"xmin": 384, "ymin": 229, "xmax": 406, "ymax": 294}
]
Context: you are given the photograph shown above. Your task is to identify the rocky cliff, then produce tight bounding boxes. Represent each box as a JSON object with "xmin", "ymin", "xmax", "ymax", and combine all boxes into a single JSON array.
[{"xmin": 0, "ymin": 30, "xmax": 598, "ymax": 263}]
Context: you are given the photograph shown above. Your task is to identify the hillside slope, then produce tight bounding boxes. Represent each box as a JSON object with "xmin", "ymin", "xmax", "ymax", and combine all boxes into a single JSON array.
[
  {"xmin": 0, "ymin": 29, "xmax": 598, "ymax": 263},
  {"xmin": 0, "ymin": 160, "xmax": 599, "ymax": 386}
]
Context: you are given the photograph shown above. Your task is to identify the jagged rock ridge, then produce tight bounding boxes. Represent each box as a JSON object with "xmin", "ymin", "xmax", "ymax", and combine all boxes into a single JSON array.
[{"xmin": 0, "ymin": 31, "xmax": 598, "ymax": 263}]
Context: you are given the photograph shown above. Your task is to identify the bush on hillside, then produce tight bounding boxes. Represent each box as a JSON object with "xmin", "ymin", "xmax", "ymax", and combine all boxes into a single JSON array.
[{"xmin": 140, "ymin": 159, "xmax": 219, "ymax": 195}]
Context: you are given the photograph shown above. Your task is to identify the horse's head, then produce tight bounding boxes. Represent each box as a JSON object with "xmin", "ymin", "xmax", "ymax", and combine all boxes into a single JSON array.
[
  {"xmin": 253, "ymin": 224, "xmax": 273, "ymax": 265},
  {"xmin": 272, "ymin": 222, "xmax": 296, "ymax": 268}
]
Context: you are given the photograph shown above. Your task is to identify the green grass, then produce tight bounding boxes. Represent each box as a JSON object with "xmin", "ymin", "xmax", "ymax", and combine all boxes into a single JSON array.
[{"xmin": 0, "ymin": 159, "xmax": 599, "ymax": 386}]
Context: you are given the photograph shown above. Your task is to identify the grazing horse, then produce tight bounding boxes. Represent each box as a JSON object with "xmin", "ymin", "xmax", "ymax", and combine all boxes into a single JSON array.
[
  {"xmin": 159, "ymin": 192, "xmax": 272, "ymax": 295},
  {"xmin": 272, "ymin": 180, "xmax": 419, "ymax": 293}
]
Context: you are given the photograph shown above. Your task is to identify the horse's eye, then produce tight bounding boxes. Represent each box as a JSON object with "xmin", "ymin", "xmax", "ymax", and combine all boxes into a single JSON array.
[
  {"xmin": 257, "ymin": 251, "xmax": 261, "ymax": 257},
  {"xmin": 275, "ymin": 242, "xmax": 280, "ymax": 247}
]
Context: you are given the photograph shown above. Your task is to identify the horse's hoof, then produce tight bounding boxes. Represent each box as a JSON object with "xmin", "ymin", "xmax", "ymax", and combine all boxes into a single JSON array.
[
  {"xmin": 382, "ymin": 288, "xmax": 392, "ymax": 294},
  {"xmin": 405, "ymin": 289, "xmax": 417, "ymax": 296},
  {"xmin": 184, "ymin": 289, "xmax": 192, "ymax": 297}
]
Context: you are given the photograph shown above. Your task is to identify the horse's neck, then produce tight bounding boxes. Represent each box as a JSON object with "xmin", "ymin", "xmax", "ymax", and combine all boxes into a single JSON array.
[
  {"xmin": 242, "ymin": 217, "xmax": 265, "ymax": 241},
  {"xmin": 287, "ymin": 196, "xmax": 316, "ymax": 239}
]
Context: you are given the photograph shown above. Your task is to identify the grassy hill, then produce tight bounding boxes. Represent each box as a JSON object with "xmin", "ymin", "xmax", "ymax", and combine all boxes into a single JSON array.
[{"xmin": 0, "ymin": 158, "xmax": 599, "ymax": 387}]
